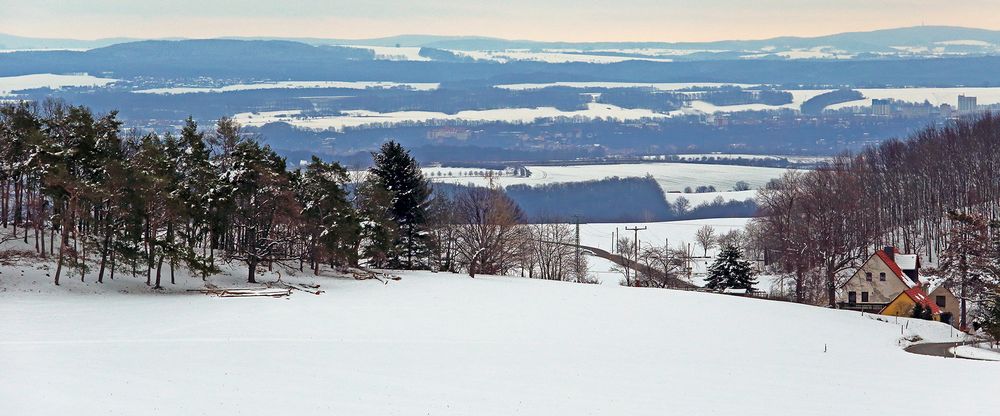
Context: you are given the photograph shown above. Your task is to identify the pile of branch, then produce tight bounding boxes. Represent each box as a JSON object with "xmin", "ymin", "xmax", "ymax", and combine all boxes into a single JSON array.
[
  {"xmin": 347, "ymin": 268, "xmax": 402, "ymax": 284},
  {"xmin": 188, "ymin": 287, "xmax": 292, "ymax": 298},
  {"xmin": 267, "ymin": 281, "xmax": 324, "ymax": 295}
]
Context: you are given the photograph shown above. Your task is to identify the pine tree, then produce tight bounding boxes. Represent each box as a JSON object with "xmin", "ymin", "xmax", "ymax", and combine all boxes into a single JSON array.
[
  {"xmin": 706, "ymin": 244, "xmax": 756, "ymax": 292},
  {"xmin": 297, "ymin": 156, "xmax": 359, "ymax": 272},
  {"xmin": 368, "ymin": 141, "xmax": 431, "ymax": 269}
]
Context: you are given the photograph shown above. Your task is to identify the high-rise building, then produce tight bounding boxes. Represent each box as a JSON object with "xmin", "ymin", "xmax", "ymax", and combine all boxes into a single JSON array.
[
  {"xmin": 871, "ymin": 99, "xmax": 892, "ymax": 116},
  {"xmin": 958, "ymin": 95, "xmax": 978, "ymax": 114}
]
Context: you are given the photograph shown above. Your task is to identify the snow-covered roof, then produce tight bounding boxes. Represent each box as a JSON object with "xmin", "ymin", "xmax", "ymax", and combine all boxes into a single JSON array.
[
  {"xmin": 874, "ymin": 250, "xmax": 918, "ymax": 288},
  {"xmin": 894, "ymin": 254, "xmax": 918, "ymax": 271}
]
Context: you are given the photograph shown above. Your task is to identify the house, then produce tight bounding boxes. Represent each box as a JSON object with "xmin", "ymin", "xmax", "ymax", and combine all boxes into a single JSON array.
[
  {"xmin": 924, "ymin": 281, "xmax": 961, "ymax": 327},
  {"xmin": 837, "ymin": 246, "xmax": 961, "ymax": 327},
  {"xmin": 880, "ymin": 287, "xmax": 942, "ymax": 321},
  {"xmin": 838, "ymin": 247, "xmax": 920, "ymax": 313}
]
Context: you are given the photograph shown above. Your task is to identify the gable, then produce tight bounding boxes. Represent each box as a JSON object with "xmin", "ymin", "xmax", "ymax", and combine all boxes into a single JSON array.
[{"xmin": 843, "ymin": 253, "xmax": 912, "ymax": 290}]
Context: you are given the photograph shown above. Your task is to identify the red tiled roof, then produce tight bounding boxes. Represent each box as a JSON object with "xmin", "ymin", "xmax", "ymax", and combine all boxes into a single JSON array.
[
  {"xmin": 874, "ymin": 249, "xmax": 917, "ymax": 288},
  {"xmin": 902, "ymin": 287, "xmax": 941, "ymax": 315}
]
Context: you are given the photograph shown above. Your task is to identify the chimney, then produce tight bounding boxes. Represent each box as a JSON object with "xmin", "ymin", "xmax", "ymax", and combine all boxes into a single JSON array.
[{"xmin": 883, "ymin": 246, "xmax": 894, "ymax": 258}]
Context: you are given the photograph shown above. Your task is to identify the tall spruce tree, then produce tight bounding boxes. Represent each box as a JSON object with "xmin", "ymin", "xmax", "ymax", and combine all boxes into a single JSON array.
[
  {"xmin": 705, "ymin": 244, "xmax": 756, "ymax": 292},
  {"xmin": 368, "ymin": 141, "xmax": 431, "ymax": 269},
  {"xmin": 296, "ymin": 156, "xmax": 359, "ymax": 272}
]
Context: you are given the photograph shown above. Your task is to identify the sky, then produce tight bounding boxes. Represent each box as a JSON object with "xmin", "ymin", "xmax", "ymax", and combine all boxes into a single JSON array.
[{"xmin": 3, "ymin": 0, "xmax": 1000, "ymax": 42}]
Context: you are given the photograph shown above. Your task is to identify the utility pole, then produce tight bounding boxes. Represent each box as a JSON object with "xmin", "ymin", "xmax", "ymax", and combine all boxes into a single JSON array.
[
  {"xmin": 625, "ymin": 226, "xmax": 647, "ymax": 264},
  {"xmin": 573, "ymin": 215, "xmax": 582, "ymax": 275}
]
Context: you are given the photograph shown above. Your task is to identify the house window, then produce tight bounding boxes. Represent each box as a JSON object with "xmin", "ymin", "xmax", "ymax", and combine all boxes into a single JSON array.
[
  {"xmin": 936, "ymin": 296, "xmax": 946, "ymax": 308},
  {"xmin": 848, "ymin": 291, "xmax": 857, "ymax": 304},
  {"xmin": 865, "ymin": 272, "xmax": 873, "ymax": 281},
  {"xmin": 861, "ymin": 292, "xmax": 869, "ymax": 302},
  {"xmin": 879, "ymin": 272, "xmax": 886, "ymax": 281}
]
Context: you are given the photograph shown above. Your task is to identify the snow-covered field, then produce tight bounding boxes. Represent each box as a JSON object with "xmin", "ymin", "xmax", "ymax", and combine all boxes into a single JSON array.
[
  {"xmin": 2, "ymin": 262, "xmax": 995, "ymax": 415},
  {"xmin": 133, "ymin": 80, "xmax": 439, "ymax": 94},
  {"xmin": 453, "ymin": 49, "xmax": 675, "ymax": 64},
  {"xmin": 233, "ymin": 103, "xmax": 671, "ymax": 130},
  {"xmin": 576, "ymin": 218, "xmax": 752, "ymax": 286},
  {"xmin": 495, "ymin": 81, "xmax": 757, "ymax": 91},
  {"xmin": 827, "ymin": 87, "xmax": 1000, "ymax": 110},
  {"xmin": 685, "ymin": 88, "xmax": 832, "ymax": 114},
  {"xmin": 0, "ymin": 73, "xmax": 118, "ymax": 96},
  {"xmin": 426, "ymin": 163, "xmax": 788, "ymax": 196}
]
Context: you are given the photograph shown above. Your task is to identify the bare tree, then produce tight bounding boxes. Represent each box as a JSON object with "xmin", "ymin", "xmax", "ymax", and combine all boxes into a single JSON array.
[
  {"xmin": 695, "ymin": 225, "xmax": 716, "ymax": 257},
  {"xmin": 453, "ymin": 186, "xmax": 527, "ymax": 277}
]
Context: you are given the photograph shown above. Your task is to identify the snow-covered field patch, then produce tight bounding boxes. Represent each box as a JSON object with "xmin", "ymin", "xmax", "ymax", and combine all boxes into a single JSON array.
[
  {"xmin": 133, "ymin": 80, "xmax": 439, "ymax": 94},
  {"xmin": 1, "ymin": 265, "xmax": 993, "ymax": 415},
  {"xmin": 233, "ymin": 103, "xmax": 670, "ymax": 130},
  {"xmin": 827, "ymin": 87, "xmax": 1000, "ymax": 110},
  {"xmin": 427, "ymin": 163, "xmax": 788, "ymax": 195},
  {"xmin": 0, "ymin": 73, "xmax": 118, "ymax": 96},
  {"xmin": 495, "ymin": 81, "xmax": 758, "ymax": 91},
  {"xmin": 454, "ymin": 49, "xmax": 674, "ymax": 64}
]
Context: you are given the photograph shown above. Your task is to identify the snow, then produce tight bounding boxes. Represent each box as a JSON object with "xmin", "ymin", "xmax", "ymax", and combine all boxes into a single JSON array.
[
  {"xmin": 232, "ymin": 103, "xmax": 671, "ymax": 131},
  {"xmin": 0, "ymin": 73, "xmax": 118, "ymax": 96},
  {"xmin": 951, "ymin": 344, "xmax": 1000, "ymax": 361},
  {"xmin": 742, "ymin": 46, "xmax": 854, "ymax": 60},
  {"xmin": 426, "ymin": 162, "xmax": 788, "ymax": 196},
  {"xmin": 935, "ymin": 40, "xmax": 994, "ymax": 47},
  {"xmin": 826, "ymin": 87, "xmax": 1000, "ymax": 110},
  {"xmin": 577, "ymin": 218, "xmax": 751, "ymax": 285},
  {"xmin": 453, "ymin": 49, "xmax": 674, "ymax": 64},
  {"xmin": 2, "ymin": 257, "xmax": 995, "ymax": 415},
  {"xmin": 354, "ymin": 45, "xmax": 433, "ymax": 61},
  {"xmin": 495, "ymin": 82, "xmax": 757, "ymax": 91},
  {"xmin": 669, "ymin": 153, "xmax": 832, "ymax": 164},
  {"xmin": 133, "ymin": 80, "xmax": 439, "ymax": 94}
]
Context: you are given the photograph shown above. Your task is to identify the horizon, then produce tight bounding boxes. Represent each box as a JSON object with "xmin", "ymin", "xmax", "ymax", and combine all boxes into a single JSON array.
[
  {"xmin": 3, "ymin": 24, "xmax": 1000, "ymax": 45},
  {"xmin": 4, "ymin": 0, "xmax": 1000, "ymax": 43}
]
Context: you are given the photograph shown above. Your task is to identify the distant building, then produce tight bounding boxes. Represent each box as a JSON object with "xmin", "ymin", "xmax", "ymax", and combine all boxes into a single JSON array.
[
  {"xmin": 426, "ymin": 127, "xmax": 472, "ymax": 141},
  {"xmin": 871, "ymin": 99, "xmax": 892, "ymax": 116},
  {"xmin": 958, "ymin": 95, "xmax": 978, "ymax": 114}
]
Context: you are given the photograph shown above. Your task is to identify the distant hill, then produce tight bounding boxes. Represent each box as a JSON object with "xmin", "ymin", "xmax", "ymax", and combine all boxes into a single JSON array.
[
  {"xmin": 6, "ymin": 25, "xmax": 1000, "ymax": 55},
  {"xmin": 0, "ymin": 33, "xmax": 136, "ymax": 50}
]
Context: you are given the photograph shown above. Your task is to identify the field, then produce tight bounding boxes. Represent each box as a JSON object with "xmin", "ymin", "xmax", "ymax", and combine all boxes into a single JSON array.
[
  {"xmin": 426, "ymin": 162, "xmax": 787, "ymax": 205},
  {"xmin": 827, "ymin": 87, "xmax": 1000, "ymax": 109},
  {"xmin": 2, "ymin": 264, "xmax": 994, "ymax": 415},
  {"xmin": 0, "ymin": 73, "xmax": 117, "ymax": 96},
  {"xmin": 133, "ymin": 80, "xmax": 440, "ymax": 94},
  {"xmin": 232, "ymin": 103, "xmax": 669, "ymax": 130},
  {"xmin": 574, "ymin": 218, "xmax": 753, "ymax": 286}
]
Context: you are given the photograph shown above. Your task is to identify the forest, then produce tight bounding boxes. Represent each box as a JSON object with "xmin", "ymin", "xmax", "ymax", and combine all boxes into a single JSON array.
[
  {"xmin": 750, "ymin": 114, "xmax": 1000, "ymax": 329},
  {"xmin": 0, "ymin": 100, "xmax": 600, "ymax": 287}
]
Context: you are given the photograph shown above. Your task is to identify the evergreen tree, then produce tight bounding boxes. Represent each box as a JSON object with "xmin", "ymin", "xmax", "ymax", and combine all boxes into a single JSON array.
[
  {"xmin": 296, "ymin": 156, "xmax": 359, "ymax": 272},
  {"xmin": 978, "ymin": 291, "xmax": 1000, "ymax": 346},
  {"xmin": 368, "ymin": 141, "xmax": 431, "ymax": 269},
  {"xmin": 705, "ymin": 244, "xmax": 756, "ymax": 292}
]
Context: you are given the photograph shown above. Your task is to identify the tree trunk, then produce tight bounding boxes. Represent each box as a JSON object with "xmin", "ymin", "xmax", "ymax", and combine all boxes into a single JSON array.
[
  {"xmin": 795, "ymin": 268, "xmax": 805, "ymax": 304},
  {"xmin": 247, "ymin": 258, "xmax": 258, "ymax": 284},
  {"xmin": 154, "ymin": 254, "xmax": 164, "ymax": 289},
  {"xmin": 97, "ymin": 222, "xmax": 112, "ymax": 284},
  {"xmin": 826, "ymin": 268, "xmax": 837, "ymax": 308}
]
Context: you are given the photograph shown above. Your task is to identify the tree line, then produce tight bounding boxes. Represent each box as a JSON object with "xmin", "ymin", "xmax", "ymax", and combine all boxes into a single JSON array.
[{"xmin": 0, "ymin": 100, "xmax": 595, "ymax": 288}]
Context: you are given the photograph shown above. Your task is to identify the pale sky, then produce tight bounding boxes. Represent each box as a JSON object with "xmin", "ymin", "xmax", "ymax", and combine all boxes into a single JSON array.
[{"xmin": 3, "ymin": 0, "xmax": 1000, "ymax": 42}]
